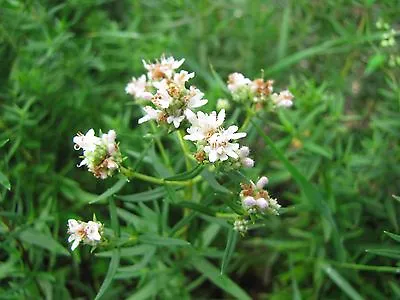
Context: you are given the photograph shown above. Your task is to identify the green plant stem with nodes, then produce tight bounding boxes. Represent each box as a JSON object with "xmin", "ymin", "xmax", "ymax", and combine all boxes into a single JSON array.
[
  {"xmin": 240, "ymin": 107, "xmax": 256, "ymax": 132},
  {"xmin": 120, "ymin": 166, "xmax": 201, "ymax": 186}
]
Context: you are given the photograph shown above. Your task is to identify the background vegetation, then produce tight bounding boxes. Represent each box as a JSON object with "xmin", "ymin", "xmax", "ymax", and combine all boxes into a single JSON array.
[{"xmin": 1, "ymin": 0, "xmax": 399, "ymax": 299}]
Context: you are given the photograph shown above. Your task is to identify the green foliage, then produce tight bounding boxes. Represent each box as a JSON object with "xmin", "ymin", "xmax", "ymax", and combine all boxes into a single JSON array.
[{"xmin": 1, "ymin": 0, "xmax": 399, "ymax": 299}]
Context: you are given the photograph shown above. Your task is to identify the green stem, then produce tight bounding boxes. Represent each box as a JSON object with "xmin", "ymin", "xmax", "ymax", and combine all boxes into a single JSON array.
[
  {"xmin": 150, "ymin": 122, "xmax": 171, "ymax": 167},
  {"xmin": 176, "ymin": 130, "xmax": 192, "ymax": 170},
  {"xmin": 239, "ymin": 107, "xmax": 256, "ymax": 132}
]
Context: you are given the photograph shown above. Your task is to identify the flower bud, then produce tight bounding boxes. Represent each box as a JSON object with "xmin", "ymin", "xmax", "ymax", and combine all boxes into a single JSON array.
[
  {"xmin": 256, "ymin": 176, "xmax": 269, "ymax": 189},
  {"xmin": 256, "ymin": 198, "xmax": 268, "ymax": 210}
]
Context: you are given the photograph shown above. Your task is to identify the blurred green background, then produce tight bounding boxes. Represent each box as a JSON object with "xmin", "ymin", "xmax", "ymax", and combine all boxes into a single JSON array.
[{"xmin": 1, "ymin": 0, "xmax": 399, "ymax": 299}]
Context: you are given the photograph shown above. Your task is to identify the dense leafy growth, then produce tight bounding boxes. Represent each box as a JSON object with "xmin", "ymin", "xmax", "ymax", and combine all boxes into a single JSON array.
[{"xmin": 0, "ymin": 0, "xmax": 399, "ymax": 299}]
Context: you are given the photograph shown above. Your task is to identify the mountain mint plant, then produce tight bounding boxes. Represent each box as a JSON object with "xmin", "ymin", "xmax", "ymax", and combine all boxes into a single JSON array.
[{"xmin": 70, "ymin": 55, "xmax": 294, "ymax": 249}]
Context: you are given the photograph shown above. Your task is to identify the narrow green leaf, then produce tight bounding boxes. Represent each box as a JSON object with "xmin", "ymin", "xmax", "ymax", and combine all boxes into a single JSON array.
[
  {"xmin": 94, "ymin": 198, "xmax": 121, "ymax": 300},
  {"xmin": 90, "ymin": 179, "xmax": 126, "ymax": 204},
  {"xmin": 366, "ymin": 248, "xmax": 400, "ymax": 259},
  {"xmin": 96, "ymin": 245, "xmax": 154, "ymax": 258},
  {"xmin": 0, "ymin": 139, "xmax": 9, "ymax": 148},
  {"xmin": 221, "ymin": 230, "xmax": 238, "ymax": 274},
  {"xmin": 117, "ymin": 186, "xmax": 175, "ymax": 202},
  {"xmin": 94, "ymin": 248, "xmax": 120, "ymax": 300},
  {"xmin": 0, "ymin": 171, "xmax": 11, "ymax": 190},
  {"xmin": 322, "ymin": 263, "xmax": 364, "ymax": 300},
  {"xmin": 19, "ymin": 228, "xmax": 69, "ymax": 256},
  {"xmin": 384, "ymin": 196, "xmax": 399, "ymax": 231},
  {"xmin": 126, "ymin": 278, "xmax": 161, "ymax": 300},
  {"xmin": 303, "ymin": 142, "xmax": 333, "ymax": 159},
  {"xmin": 253, "ymin": 121, "xmax": 344, "ymax": 260},
  {"xmin": 138, "ymin": 234, "xmax": 191, "ymax": 247},
  {"xmin": 174, "ymin": 201, "xmax": 216, "ymax": 216},
  {"xmin": 365, "ymin": 53, "xmax": 386, "ymax": 75},
  {"xmin": 201, "ymin": 169, "xmax": 232, "ymax": 194},
  {"xmin": 191, "ymin": 256, "xmax": 251, "ymax": 300},
  {"xmin": 277, "ymin": 1, "xmax": 290, "ymax": 60},
  {"xmin": 165, "ymin": 164, "xmax": 204, "ymax": 181},
  {"xmin": 384, "ymin": 231, "xmax": 400, "ymax": 243}
]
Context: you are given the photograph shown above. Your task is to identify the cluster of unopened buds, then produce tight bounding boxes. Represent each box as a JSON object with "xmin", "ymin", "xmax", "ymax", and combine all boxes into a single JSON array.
[
  {"xmin": 240, "ymin": 176, "xmax": 281, "ymax": 215},
  {"xmin": 67, "ymin": 218, "xmax": 103, "ymax": 251},
  {"xmin": 234, "ymin": 176, "xmax": 281, "ymax": 235},
  {"xmin": 69, "ymin": 55, "xmax": 291, "ymax": 249}
]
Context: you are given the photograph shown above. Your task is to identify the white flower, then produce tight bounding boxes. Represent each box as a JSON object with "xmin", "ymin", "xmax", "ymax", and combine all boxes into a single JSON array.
[
  {"xmin": 67, "ymin": 219, "xmax": 85, "ymax": 251},
  {"xmin": 101, "ymin": 130, "xmax": 117, "ymax": 154},
  {"xmin": 184, "ymin": 109, "xmax": 226, "ymax": 142},
  {"xmin": 173, "ymin": 70, "xmax": 195, "ymax": 87},
  {"xmin": 236, "ymin": 146, "xmax": 255, "ymax": 168},
  {"xmin": 67, "ymin": 219, "xmax": 103, "ymax": 251},
  {"xmin": 125, "ymin": 75, "xmax": 153, "ymax": 100},
  {"xmin": 271, "ymin": 90, "xmax": 294, "ymax": 108},
  {"xmin": 167, "ymin": 114, "xmax": 185, "ymax": 128},
  {"xmin": 227, "ymin": 72, "xmax": 251, "ymax": 93},
  {"xmin": 138, "ymin": 106, "xmax": 164, "ymax": 124},
  {"xmin": 73, "ymin": 129, "xmax": 122, "ymax": 179},
  {"xmin": 152, "ymin": 87, "xmax": 172, "ymax": 109},
  {"xmin": 203, "ymin": 126, "xmax": 246, "ymax": 163},
  {"xmin": 85, "ymin": 221, "xmax": 102, "ymax": 242},
  {"xmin": 73, "ymin": 129, "xmax": 100, "ymax": 152},
  {"xmin": 143, "ymin": 56, "xmax": 185, "ymax": 80},
  {"xmin": 186, "ymin": 86, "xmax": 208, "ymax": 110}
]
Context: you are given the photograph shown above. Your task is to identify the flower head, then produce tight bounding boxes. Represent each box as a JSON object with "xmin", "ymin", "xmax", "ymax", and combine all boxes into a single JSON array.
[
  {"xmin": 67, "ymin": 218, "xmax": 103, "ymax": 251},
  {"xmin": 227, "ymin": 72, "xmax": 251, "ymax": 93},
  {"xmin": 73, "ymin": 129, "xmax": 123, "ymax": 179},
  {"xmin": 143, "ymin": 55, "xmax": 185, "ymax": 80},
  {"xmin": 271, "ymin": 90, "xmax": 294, "ymax": 108},
  {"xmin": 239, "ymin": 176, "xmax": 280, "ymax": 215},
  {"xmin": 128, "ymin": 55, "xmax": 207, "ymax": 129},
  {"xmin": 184, "ymin": 109, "xmax": 248, "ymax": 164}
]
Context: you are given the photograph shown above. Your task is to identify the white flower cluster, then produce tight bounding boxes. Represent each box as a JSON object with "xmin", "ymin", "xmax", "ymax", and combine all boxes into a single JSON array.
[
  {"xmin": 125, "ymin": 55, "xmax": 208, "ymax": 129},
  {"xmin": 240, "ymin": 176, "xmax": 281, "ymax": 215},
  {"xmin": 227, "ymin": 72, "xmax": 294, "ymax": 108},
  {"xmin": 184, "ymin": 109, "xmax": 254, "ymax": 166},
  {"xmin": 73, "ymin": 129, "xmax": 122, "ymax": 179},
  {"xmin": 233, "ymin": 218, "xmax": 248, "ymax": 235},
  {"xmin": 67, "ymin": 219, "xmax": 103, "ymax": 251}
]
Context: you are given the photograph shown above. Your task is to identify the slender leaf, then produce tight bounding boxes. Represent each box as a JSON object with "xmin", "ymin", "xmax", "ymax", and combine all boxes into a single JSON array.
[
  {"xmin": 19, "ymin": 228, "xmax": 69, "ymax": 256},
  {"xmin": 94, "ymin": 248, "xmax": 120, "ymax": 300},
  {"xmin": 138, "ymin": 234, "xmax": 191, "ymax": 247},
  {"xmin": 191, "ymin": 256, "xmax": 251, "ymax": 300},
  {"xmin": 220, "ymin": 230, "xmax": 238, "ymax": 274},
  {"xmin": 0, "ymin": 171, "xmax": 11, "ymax": 190},
  {"xmin": 165, "ymin": 164, "xmax": 204, "ymax": 181},
  {"xmin": 90, "ymin": 179, "xmax": 126, "ymax": 204},
  {"xmin": 322, "ymin": 263, "xmax": 364, "ymax": 300}
]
